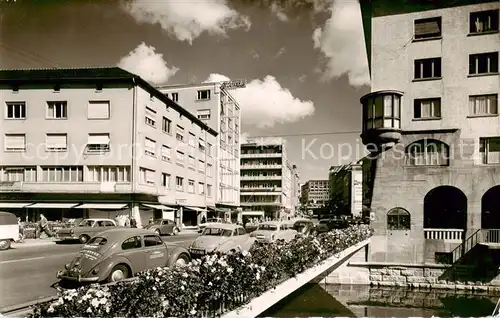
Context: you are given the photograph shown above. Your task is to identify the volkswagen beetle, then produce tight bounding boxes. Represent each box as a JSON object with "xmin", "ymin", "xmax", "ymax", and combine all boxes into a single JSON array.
[
  {"xmin": 250, "ymin": 221, "xmax": 298, "ymax": 244},
  {"xmin": 57, "ymin": 228, "xmax": 191, "ymax": 283}
]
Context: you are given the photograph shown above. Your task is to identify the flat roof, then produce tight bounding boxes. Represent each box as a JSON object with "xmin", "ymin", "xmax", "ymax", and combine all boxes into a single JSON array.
[{"xmin": 0, "ymin": 67, "xmax": 218, "ymax": 136}]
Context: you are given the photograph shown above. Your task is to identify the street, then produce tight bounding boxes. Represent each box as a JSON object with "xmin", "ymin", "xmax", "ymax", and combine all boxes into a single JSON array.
[{"xmin": 0, "ymin": 233, "xmax": 199, "ymax": 309}]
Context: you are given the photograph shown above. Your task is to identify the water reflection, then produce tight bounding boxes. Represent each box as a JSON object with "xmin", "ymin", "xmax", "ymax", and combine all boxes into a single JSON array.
[{"xmin": 262, "ymin": 284, "xmax": 499, "ymax": 317}]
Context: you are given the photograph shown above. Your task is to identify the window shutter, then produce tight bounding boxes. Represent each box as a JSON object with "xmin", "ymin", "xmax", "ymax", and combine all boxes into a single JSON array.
[
  {"xmin": 5, "ymin": 134, "xmax": 25, "ymax": 149},
  {"xmin": 88, "ymin": 101, "xmax": 110, "ymax": 119},
  {"xmin": 145, "ymin": 138, "xmax": 156, "ymax": 149},
  {"xmin": 415, "ymin": 20, "xmax": 440, "ymax": 37},
  {"xmin": 46, "ymin": 134, "xmax": 67, "ymax": 148},
  {"xmin": 88, "ymin": 134, "xmax": 110, "ymax": 145}
]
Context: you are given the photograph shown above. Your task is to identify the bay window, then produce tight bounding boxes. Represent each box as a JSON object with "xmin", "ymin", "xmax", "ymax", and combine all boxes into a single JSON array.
[{"xmin": 363, "ymin": 93, "xmax": 401, "ymax": 130}]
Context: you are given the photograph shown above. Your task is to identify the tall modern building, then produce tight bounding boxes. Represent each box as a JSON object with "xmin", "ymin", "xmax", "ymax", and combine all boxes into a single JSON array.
[
  {"xmin": 290, "ymin": 164, "xmax": 301, "ymax": 215},
  {"xmin": 329, "ymin": 164, "xmax": 363, "ymax": 217},
  {"xmin": 359, "ymin": 0, "xmax": 499, "ymax": 264},
  {"xmin": 0, "ymin": 67, "xmax": 218, "ymax": 228},
  {"xmin": 300, "ymin": 180, "xmax": 329, "ymax": 208},
  {"xmin": 157, "ymin": 82, "xmax": 241, "ymax": 218},
  {"xmin": 240, "ymin": 138, "xmax": 296, "ymax": 219}
]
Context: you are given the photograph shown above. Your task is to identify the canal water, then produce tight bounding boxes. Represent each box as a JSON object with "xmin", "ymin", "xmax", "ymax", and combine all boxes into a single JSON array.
[{"xmin": 262, "ymin": 284, "xmax": 499, "ymax": 317}]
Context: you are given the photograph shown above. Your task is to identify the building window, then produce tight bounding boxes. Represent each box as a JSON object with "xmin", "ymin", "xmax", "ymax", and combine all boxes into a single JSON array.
[
  {"xmin": 197, "ymin": 109, "xmax": 211, "ymax": 120},
  {"xmin": 171, "ymin": 92, "xmax": 179, "ymax": 102},
  {"xmin": 414, "ymin": 17, "xmax": 441, "ymax": 40},
  {"xmin": 198, "ymin": 182, "xmax": 205, "ymax": 195},
  {"xmin": 207, "ymin": 184, "xmax": 212, "ymax": 197},
  {"xmin": 46, "ymin": 133, "xmax": 68, "ymax": 152},
  {"xmin": 197, "ymin": 90, "xmax": 211, "ymax": 100},
  {"xmin": 5, "ymin": 102, "xmax": 26, "ymax": 119},
  {"xmin": 189, "ymin": 133, "xmax": 196, "ymax": 147},
  {"xmin": 161, "ymin": 145, "xmax": 171, "ymax": 161},
  {"xmin": 207, "ymin": 143, "xmax": 213, "ymax": 156},
  {"xmin": 199, "ymin": 138, "xmax": 206, "ymax": 152},
  {"xmin": 198, "ymin": 160, "xmax": 205, "ymax": 172},
  {"xmin": 207, "ymin": 163, "xmax": 212, "ymax": 177},
  {"xmin": 470, "ymin": 9, "xmax": 499, "ymax": 34},
  {"xmin": 139, "ymin": 167, "xmax": 155, "ymax": 185},
  {"xmin": 188, "ymin": 179, "xmax": 195, "ymax": 193},
  {"xmin": 387, "ymin": 208, "xmax": 411, "ymax": 230},
  {"xmin": 162, "ymin": 117, "xmax": 171, "ymax": 133},
  {"xmin": 0, "ymin": 167, "xmax": 36, "ymax": 182},
  {"xmin": 87, "ymin": 166, "xmax": 130, "ymax": 182},
  {"xmin": 363, "ymin": 94, "xmax": 401, "ymax": 130},
  {"xmin": 145, "ymin": 107, "xmax": 156, "ymax": 127},
  {"xmin": 176, "ymin": 150, "xmax": 185, "ymax": 165},
  {"xmin": 414, "ymin": 58, "xmax": 441, "ymax": 80},
  {"xmin": 188, "ymin": 155, "xmax": 195, "ymax": 168},
  {"xmin": 4, "ymin": 134, "xmax": 26, "ymax": 152},
  {"xmin": 176, "ymin": 176, "xmax": 184, "ymax": 191},
  {"xmin": 469, "ymin": 94, "xmax": 498, "ymax": 116},
  {"xmin": 144, "ymin": 137, "xmax": 156, "ymax": 157},
  {"xmin": 162, "ymin": 173, "xmax": 171, "ymax": 188},
  {"xmin": 87, "ymin": 101, "xmax": 110, "ymax": 119},
  {"xmin": 480, "ymin": 137, "xmax": 500, "ymax": 164},
  {"xmin": 47, "ymin": 101, "xmax": 67, "ymax": 119},
  {"xmin": 41, "ymin": 166, "xmax": 83, "ymax": 182},
  {"xmin": 469, "ymin": 52, "xmax": 499, "ymax": 75},
  {"xmin": 176, "ymin": 125, "xmax": 184, "ymax": 142},
  {"xmin": 87, "ymin": 133, "xmax": 110, "ymax": 152},
  {"xmin": 405, "ymin": 139, "xmax": 450, "ymax": 166},
  {"xmin": 414, "ymin": 98, "xmax": 441, "ymax": 119}
]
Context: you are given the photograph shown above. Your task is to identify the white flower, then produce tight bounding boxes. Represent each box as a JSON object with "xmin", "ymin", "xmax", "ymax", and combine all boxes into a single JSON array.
[
  {"xmin": 242, "ymin": 250, "xmax": 249, "ymax": 257},
  {"xmin": 47, "ymin": 305, "xmax": 54, "ymax": 313},
  {"xmin": 190, "ymin": 309, "xmax": 197, "ymax": 315},
  {"xmin": 181, "ymin": 285, "xmax": 185, "ymax": 291},
  {"xmin": 256, "ymin": 273, "xmax": 260, "ymax": 280},
  {"xmin": 182, "ymin": 272, "xmax": 189, "ymax": 278},
  {"xmin": 91, "ymin": 298, "xmax": 100, "ymax": 308},
  {"xmin": 86, "ymin": 307, "xmax": 92, "ymax": 313},
  {"xmin": 227, "ymin": 267, "xmax": 233, "ymax": 273}
]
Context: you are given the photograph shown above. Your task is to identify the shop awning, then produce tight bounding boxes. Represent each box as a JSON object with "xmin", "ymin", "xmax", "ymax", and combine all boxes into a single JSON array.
[
  {"xmin": 142, "ymin": 204, "xmax": 176, "ymax": 210},
  {"xmin": 242, "ymin": 211, "xmax": 264, "ymax": 216},
  {"xmin": 0, "ymin": 202, "xmax": 33, "ymax": 208},
  {"xmin": 185, "ymin": 206, "xmax": 206, "ymax": 212},
  {"xmin": 27, "ymin": 203, "xmax": 79, "ymax": 209},
  {"xmin": 74, "ymin": 203, "xmax": 128, "ymax": 210}
]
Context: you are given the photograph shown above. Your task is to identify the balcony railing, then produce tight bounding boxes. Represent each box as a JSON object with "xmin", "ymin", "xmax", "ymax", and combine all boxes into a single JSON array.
[
  {"xmin": 240, "ymin": 153, "xmax": 282, "ymax": 158},
  {"xmin": 241, "ymin": 164, "xmax": 282, "ymax": 170},
  {"xmin": 240, "ymin": 192, "xmax": 280, "ymax": 196},
  {"xmin": 241, "ymin": 176, "xmax": 282, "ymax": 181},
  {"xmin": 424, "ymin": 228, "xmax": 464, "ymax": 241},
  {"xmin": 0, "ymin": 181, "xmax": 133, "ymax": 193},
  {"xmin": 483, "ymin": 229, "xmax": 500, "ymax": 244},
  {"xmin": 241, "ymin": 201, "xmax": 281, "ymax": 206},
  {"xmin": 241, "ymin": 187, "xmax": 282, "ymax": 192}
]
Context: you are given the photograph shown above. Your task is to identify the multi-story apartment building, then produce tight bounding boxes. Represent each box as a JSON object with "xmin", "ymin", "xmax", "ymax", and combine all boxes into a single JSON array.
[
  {"xmin": 301, "ymin": 180, "xmax": 329, "ymax": 208},
  {"xmin": 0, "ymin": 67, "xmax": 217, "ymax": 228},
  {"xmin": 329, "ymin": 164, "xmax": 363, "ymax": 217},
  {"xmin": 290, "ymin": 164, "xmax": 301, "ymax": 215},
  {"xmin": 157, "ymin": 82, "xmax": 241, "ymax": 218},
  {"xmin": 240, "ymin": 138, "xmax": 296, "ymax": 219},
  {"xmin": 359, "ymin": 0, "xmax": 499, "ymax": 264}
]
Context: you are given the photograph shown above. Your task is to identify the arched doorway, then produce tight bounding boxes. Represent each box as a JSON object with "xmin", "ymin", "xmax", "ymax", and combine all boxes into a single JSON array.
[
  {"xmin": 482, "ymin": 186, "xmax": 500, "ymax": 229},
  {"xmin": 424, "ymin": 186, "xmax": 467, "ymax": 229}
]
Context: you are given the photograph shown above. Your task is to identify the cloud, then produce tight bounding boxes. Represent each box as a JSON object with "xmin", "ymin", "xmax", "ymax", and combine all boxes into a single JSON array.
[
  {"xmin": 117, "ymin": 42, "xmax": 178, "ymax": 85},
  {"xmin": 312, "ymin": 0, "xmax": 370, "ymax": 87},
  {"xmin": 122, "ymin": 0, "xmax": 251, "ymax": 44},
  {"xmin": 204, "ymin": 74, "xmax": 314, "ymax": 128}
]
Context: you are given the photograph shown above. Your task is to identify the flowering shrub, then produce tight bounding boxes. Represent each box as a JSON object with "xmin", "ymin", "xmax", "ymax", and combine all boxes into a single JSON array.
[{"xmin": 31, "ymin": 224, "xmax": 372, "ymax": 318}]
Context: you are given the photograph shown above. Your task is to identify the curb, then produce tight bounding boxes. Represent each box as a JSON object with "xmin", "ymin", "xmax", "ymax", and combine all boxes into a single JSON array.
[{"xmin": 11, "ymin": 240, "xmax": 57, "ymax": 249}]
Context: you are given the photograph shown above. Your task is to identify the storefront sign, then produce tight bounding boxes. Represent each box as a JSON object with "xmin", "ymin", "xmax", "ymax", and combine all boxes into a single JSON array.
[{"xmin": 221, "ymin": 79, "xmax": 246, "ymax": 90}]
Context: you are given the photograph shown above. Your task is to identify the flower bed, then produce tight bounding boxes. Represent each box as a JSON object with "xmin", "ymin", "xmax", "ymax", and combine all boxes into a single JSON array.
[{"xmin": 30, "ymin": 224, "xmax": 373, "ymax": 318}]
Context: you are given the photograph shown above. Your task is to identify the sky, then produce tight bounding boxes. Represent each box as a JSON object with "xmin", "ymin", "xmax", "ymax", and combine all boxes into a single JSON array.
[{"xmin": 0, "ymin": 0, "xmax": 370, "ymax": 182}]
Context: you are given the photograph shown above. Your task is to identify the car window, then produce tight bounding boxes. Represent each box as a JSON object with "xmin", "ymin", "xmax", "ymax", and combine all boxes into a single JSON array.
[
  {"xmin": 144, "ymin": 235, "xmax": 163, "ymax": 247},
  {"xmin": 96, "ymin": 221, "xmax": 105, "ymax": 227},
  {"xmin": 121, "ymin": 236, "xmax": 142, "ymax": 250},
  {"xmin": 87, "ymin": 237, "xmax": 107, "ymax": 246},
  {"xmin": 103, "ymin": 221, "xmax": 115, "ymax": 227},
  {"xmin": 79, "ymin": 220, "xmax": 94, "ymax": 227},
  {"xmin": 202, "ymin": 227, "xmax": 232, "ymax": 237},
  {"xmin": 161, "ymin": 220, "xmax": 168, "ymax": 225},
  {"xmin": 258, "ymin": 224, "xmax": 278, "ymax": 231},
  {"xmin": 232, "ymin": 229, "xmax": 238, "ymax": 236},
  {"xmin": 237, "ymin": 227, "xmax": 246, "ymax": 235}
]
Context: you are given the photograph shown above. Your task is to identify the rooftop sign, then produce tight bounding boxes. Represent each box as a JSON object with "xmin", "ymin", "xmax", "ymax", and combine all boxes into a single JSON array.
[{"xmin": 221, "ymin": 79, "xmax": 246, "ymax": 90}]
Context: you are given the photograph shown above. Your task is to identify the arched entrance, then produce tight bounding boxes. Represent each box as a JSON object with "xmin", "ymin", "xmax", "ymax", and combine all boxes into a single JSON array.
[
  {"xmin": 424, "ymin": 186, "xmax": 467, "ymax": 229},
  {"xmin": 482, "ymin": 186, "xmax": 500, "ymax": 229}
]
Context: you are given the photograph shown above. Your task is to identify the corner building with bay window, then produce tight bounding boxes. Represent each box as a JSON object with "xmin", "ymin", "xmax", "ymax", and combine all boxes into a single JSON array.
[
  {"xmin": 0, "ymin": 67, "xmax": 217, "ymax": 228},
  {"xmin": 360, "ymin": 0, "xmax": 499, "ymax": 264}
]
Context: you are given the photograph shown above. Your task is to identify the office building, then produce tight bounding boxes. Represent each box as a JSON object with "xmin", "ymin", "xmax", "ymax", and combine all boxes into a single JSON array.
[
  {"xmin": 329, "ymin": 164, "xmax": 363, "ymax": 217},
  {"xmin": 359, "ymin": 0, "xmax": 499, "ymax": 263},
  {"xmin": 240, "ymin": 138, "xmax": 297, "ymax": 219},
  {"xmin": 157, "ymin": 82, "xmax": 241, "ymax": 219},
  {"xmin": 301, "ymin": 180, "xmax": 329, "ymax": 208},
  {"xmin": 0, "ymin": 67, "xmax": 217, "ymax": 228}
]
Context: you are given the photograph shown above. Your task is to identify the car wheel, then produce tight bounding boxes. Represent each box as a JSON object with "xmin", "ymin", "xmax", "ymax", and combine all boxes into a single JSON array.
[
  {"xmin": 173, "ymin": 227, "xmax": 180, "ymax": 236},
  {"xmin": 155, "ymin": 229, "xmax": 161, "ymax": 236},
  {"xmin": 0, "ymin": 239, "xmax": 11, "ymax": 251},
  {"xmin": 108, "ymin": 264, "xmax": 129, "ymax": 283},
  {"xmin": 79, "ymin": 234, "xmax": 90, "ymax": 244},
  {"xmin": 174, "ymin": 254, "xmax": 189, "ymax": 267}
]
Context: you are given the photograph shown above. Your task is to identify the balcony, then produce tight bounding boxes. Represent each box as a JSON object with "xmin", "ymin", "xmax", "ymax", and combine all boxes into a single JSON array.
[
  {"xmin": 424, "ymin": 228, "xmax": 464, "ymax": 242},
  {"xmin": 240, "ymin": 153, "xmax": 282, "ymax": 158},
  {"xmin": 240, "ymin": 192, "xmax": 280, "ymax": 196},
  {"xmin": 240, "ymin": 164, "xmax": 282, "ymax": 170},
  {"xmin": 241, "ymin": 175, "xmax": 282, "ymax": 181},
  {"xmin": 0, "ymin": 181, "xmax": 133, "ymax": 193},
  {"xmin": 360, "ymin": 90, "xmax": 403, "ymax": 148},
  {"xmin": 241, "ymin": 187, "xmax": 282, "ymax": 192},
  {"xmin": 241, "ymin": 201, "xmax": 281, "ymax": 206}
]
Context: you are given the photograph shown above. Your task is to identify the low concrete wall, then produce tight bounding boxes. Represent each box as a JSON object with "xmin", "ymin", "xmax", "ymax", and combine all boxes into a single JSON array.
[{"xmin": 321, "ymin": 243, "xmax": 370, "ymax": 285}]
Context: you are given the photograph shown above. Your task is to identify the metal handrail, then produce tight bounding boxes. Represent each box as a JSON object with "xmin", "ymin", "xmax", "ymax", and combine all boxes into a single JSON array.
[
  {"xmin": 450, "ymin": 229, "xmax": 482, "ymax": 263},
  {"xmin": 492, "ymin": 297, "xmax": 500, "ymax": 317}
]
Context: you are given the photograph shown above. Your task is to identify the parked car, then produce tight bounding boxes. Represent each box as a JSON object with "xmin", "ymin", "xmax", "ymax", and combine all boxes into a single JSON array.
[
  {"xmin": 57, "ymin": 228, "xmax": 191, "ymax": 283},
  {"xmin": 56, "ymin": 218, "xmax": 118, "ymax": 244},
  {"xmin": 0, "ymin": 212, "xmax": 19, "ymax": 250},
  {"xmin": 250, "ymin": 221, "xmax": 298, "ymax": 244},
  {"xmin": 315, "ymin": 217, "xmax": 350, "ymax": 234},
  {"xmin": 189, "ymin": 224, "xmax": 255, "ymax": 257},
  {"xmin": 293, "ymin": 219, "xmax": 317, "ymax": 237},
  {"xmin": 144, "ymin": 219, "xmax": 180, "ymax": 236},
  {"xmin": 197, "ymin": 217, "xmax": 226, "ymax": 233}
]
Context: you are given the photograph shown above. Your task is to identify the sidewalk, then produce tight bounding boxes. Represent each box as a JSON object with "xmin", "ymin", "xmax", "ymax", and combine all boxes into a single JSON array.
[{"xmin": 11, "ymin": 237, "xmax": 58, "ymax": 249}]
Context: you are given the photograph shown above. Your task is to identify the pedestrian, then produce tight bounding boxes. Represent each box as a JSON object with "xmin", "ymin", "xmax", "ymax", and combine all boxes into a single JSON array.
[
  {"xmin": 114, "ymin": 214, "xmax": 121, "ymax": 226},
  {"xmin": 17, "ymin": 217, "xmax": 25, "ymax": 243},
  {"xmin": 38, "ymin": 214, "xmax": 53, "ymax": 238},
  {"xmin": 130, "ymin": 217, "xmax": 137, "ymax": 228},
  {"xmin": 124, "ymin": 215, "xmax": 131, "ymax": 227}
]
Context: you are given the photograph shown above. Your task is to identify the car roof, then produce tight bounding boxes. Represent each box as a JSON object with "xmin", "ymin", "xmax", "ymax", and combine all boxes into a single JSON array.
[
  {"xmin": 92, "ymin": 228, "xmax": 156, "ymax": 240},
  {"xmin": 205, "ymin": 223, "xmax": 240, "ymax": 230},
  {"xmin": 259, "ymin": 221, "xmax": 280, "ymax": 226},
  {"xmin": 84, "ymin": 218, "xmax": 114, "ymax": 221}
]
